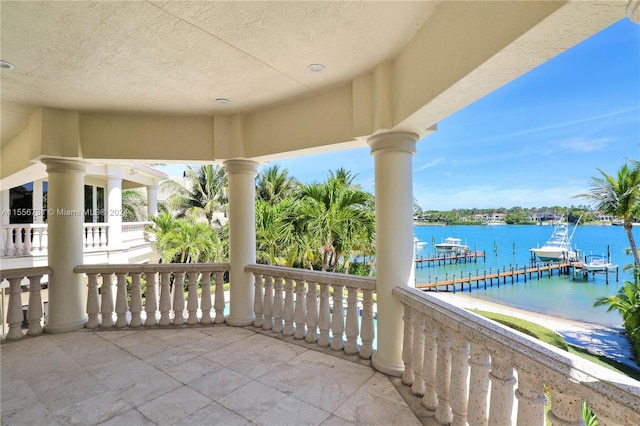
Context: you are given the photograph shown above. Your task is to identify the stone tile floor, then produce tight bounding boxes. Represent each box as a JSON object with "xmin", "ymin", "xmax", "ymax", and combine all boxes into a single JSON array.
[{"xmin": 1, "ymin": 325, "xmax": 426, "ymax": 425}]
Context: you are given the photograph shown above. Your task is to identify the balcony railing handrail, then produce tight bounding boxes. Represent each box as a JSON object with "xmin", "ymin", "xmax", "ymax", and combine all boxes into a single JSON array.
[
  {"xmin": 121, "ymin": 221, "xmax": 154, "ymax": 228},
  {"xmin": 1, "ymin": 266, "xmax": 52, "ymax": 281},
  {"xmin": 393, "ymin": 285, "xmax": 640, "ymax": 425},
  {"xmin": 74, "ymin": 263, "xmax": 230, "ymax": 274},
  {"xmin": 245, "ymin": 263, "xmax": 376, "ymax": 291}
]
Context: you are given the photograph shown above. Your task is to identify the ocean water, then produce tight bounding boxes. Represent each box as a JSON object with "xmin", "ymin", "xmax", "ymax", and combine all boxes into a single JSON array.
[{"xmin": 414, "ymin": 224, "xmax": 636, "ymax": 328}]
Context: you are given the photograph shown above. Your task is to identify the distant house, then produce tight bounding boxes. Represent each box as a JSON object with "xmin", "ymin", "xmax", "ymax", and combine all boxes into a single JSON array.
[{"xmin": 530, "ymin": 212, "xmax": 561, "ymax": 222}]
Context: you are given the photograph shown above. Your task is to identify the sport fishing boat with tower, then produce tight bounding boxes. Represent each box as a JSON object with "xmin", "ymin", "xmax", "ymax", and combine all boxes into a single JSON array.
[{"xmin": 530, "ymin": 216, "xmax": 580, "ymax": 262}]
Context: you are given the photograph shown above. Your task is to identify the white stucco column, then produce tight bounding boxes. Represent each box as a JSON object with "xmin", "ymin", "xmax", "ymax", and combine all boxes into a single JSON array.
[
  {"xmin": 0, "ymin": 190, "xmax": 9, "ymax": 225},
  {"xmin": 223, "ymin": 159, "xmax": 258, "ymax": 326},
  {"xmin": 42, "ymin": 158, "xmax": 87, "ymax": 333},
  {"xmin": 33, "ymin": 179, "xmax": 45, "ymax": 224},
  {"xmin": 147, "ymin": 183, "xmax": 158, "ymax": 219},
  {"xmin": 106, "ymin": 171, "xmax": 123, "ymax": 248},
  {"xmin": 368, "ymin": 131, "xmax": 419, "ymax": 377}
]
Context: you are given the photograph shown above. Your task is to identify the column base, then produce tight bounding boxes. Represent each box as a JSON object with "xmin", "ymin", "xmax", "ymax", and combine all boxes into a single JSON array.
[
  {"xmin": 44, "ymin": 316, "xmax": 87, "ymax": 334},
  {"xmin": 372, "ymin": 352, "xmax": 405, "ymax": 377},
  {"xmin": 225, "ymin": 315, "xmax": 255, "ymax": 327}
]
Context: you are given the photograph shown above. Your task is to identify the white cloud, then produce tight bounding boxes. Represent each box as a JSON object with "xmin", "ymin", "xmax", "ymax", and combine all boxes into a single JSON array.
[
  {"xmin": 557, "ymin": 137, "xmax": 616, "ymax": 153},
  {"xmin": 415, "ymin": 158, "xmax": 445, "ymax": 172}
]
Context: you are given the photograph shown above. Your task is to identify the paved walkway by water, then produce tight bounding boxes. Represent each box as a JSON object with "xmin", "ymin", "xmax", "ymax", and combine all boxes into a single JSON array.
[{"xmin": 430, "ymin": 292, "xmax": 639, "ymax": 372}]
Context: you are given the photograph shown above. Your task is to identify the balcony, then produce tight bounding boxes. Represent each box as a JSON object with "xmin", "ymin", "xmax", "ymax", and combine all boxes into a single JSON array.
[
  {"xmin": 2, "ymin": 264, "xmax": 639, "ymax": 425},
  {"xmin": 0, "ymin": 222, "xmax": 156, "ymax": 268}
]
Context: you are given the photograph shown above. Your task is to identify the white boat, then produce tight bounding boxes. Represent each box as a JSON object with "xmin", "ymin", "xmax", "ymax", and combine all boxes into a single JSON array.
[
  {"xmin": 530, "ymin": 219, "xmax": 579, "ymax": 262},
  {"xmin": 414, "ymin": 236, "xmax": 427, "ymax": 249},
  {"xmin": 582, "ymin": 255, "xmax": 615, "ymax": 272},
  {"xmin": 434, "ymin": 237, "xmax": 470, "ymax": 255}
]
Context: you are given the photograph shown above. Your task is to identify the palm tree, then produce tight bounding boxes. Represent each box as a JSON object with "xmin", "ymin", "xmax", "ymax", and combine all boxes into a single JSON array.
[
  {"xmin": 156, "ymin": 215, "xmax": 223, "ymax": 263},
  {"xmin": 299, "ymin": 170, "xmax": 374, "ymax": 271},
  {"xmin": 594, "ymin": 271, "xmax": 640, "ymax": 362},
  {"xmin": 256, "ymin": 164, "xmax": 297, "ymax": 205},
  {"xmin": 121, "ymin": 189, "xmax": 147, "ymax": 222},
  {"xmin": 255, "ymin": 198, "xmax": 297, "ymax": 265},
  {"xmin": 162, "ymin": 165, "xmax": 228, "ymax": 226},
  {"xmin": 574, "ymin": 162, "xmax": 640, "ymax": 267}
]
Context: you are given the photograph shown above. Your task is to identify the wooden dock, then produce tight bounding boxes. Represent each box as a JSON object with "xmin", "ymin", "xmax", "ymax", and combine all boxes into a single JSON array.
[
  {"xmin": 415, "ymin": 251, "xmax": 486, "ymax": 267},
  {"xmin": 416, "ymin": 262, "xmax": 573, "ymax": 293}
]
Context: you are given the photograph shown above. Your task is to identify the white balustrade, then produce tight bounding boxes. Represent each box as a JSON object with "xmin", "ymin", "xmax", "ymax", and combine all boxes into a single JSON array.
[
  {"xmin": 0, "ymin": 222, "xmax": 155, "ymax": 258},
  {"xmin": 121, "ymin": 221, "xmax": 152, "ymax": 244},
  {"xmin": 83, "ymin": 223, "xmax": 109, "ymax": 249},
  {"xmin": 394, "ymin": 286, "xmax": 640, "ymax": 426},
  {"xmin": 1, "ymin": 267, "xmax": 51, "ymax": 340},
  {"xmin": 75, "ymin": 263, "xmax": 230, "ymax": 329},
  {"xmin": 0, "ymin": 225, "xmax": 48, "ymax": 257},
  {"xmin": 245, "ymin": 264, "xmax": 376, "ymax": 359}
]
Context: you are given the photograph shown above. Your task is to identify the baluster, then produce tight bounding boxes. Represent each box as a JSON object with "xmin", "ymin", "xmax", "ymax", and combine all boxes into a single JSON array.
[
  {"xmin": 40, "ymin": 227, "xmax": 48, "ymax": 254},
  {"xmin": 344, "ymin": 287, "xmax": 359, "ymax": 355},
  {"xmin": 317, "ymin": 282, "xmax": 331, "ymax": 346},
  {"xmin": 200, "ymin": 272, "xmax": 212, "ymax": 324},
  {"xmin": 6, "ymin": 228, "xmax": 15, "ymax": 256},
  {"xmin": 283, "ymin": 277, "xmax": 295, "ymax": 336},
  {"xmin": 293, "ymin": 280, "xmax": 307, "ymax": 340},
  {"xmin": 272, "ymin": 277, "xmax": 284, "ymax": 333},
  {"xmin": 359, "ymin": 289, "xmax": 375, "ymax": 359},
  {"xmin": 253, "ymin": 272, "xmax": 264, "ymax": 327},
  {"xmin": 515, "ymin": 370, "xmax": 545, "ymax": 426},
  {"xmin": 6, "ymin": 277, "xmax": 25, "ymax": 339},
  {"xmin": 115, "ymin": 272, "xmax": 129, "ymax": 328},
  {"xmin": 468, "ymin": 343, "xmax": 490, "ymax": 426},
  {"xmin": 488, "ymin": 353, "xmax": 516, "ymax": 426},
  {"xmin": 27, "ymin": 274, "xmax": 44, "ymax": 335},
  {"xmin": 158, "ymin": 271, "xmax": 172, "ymax": 326},
  {"xmin": 86, "ymin": 273, "xmax": 101, "ymax": 329},
  {"xmin": 305, "ymin": 281, "xmax": 318, "ymax": 343},
  {"xmin": 172, "ymin": 272, "xmax": 186, "ymax": 325},
  {"xmin": 411, "ymin": 314, "xmax": 426, "ymax": 396},
  {"xmin": 422, "ymin": 318, "xmax": 439, "ymax": 412},
  {"xmin": 0, "ymin": 227, "xmax": 6, "ymax": 256},
  {"xmin": 129, "ymin": 272, "xmax": 143, "ymax": 327},
  {"xmin": 84, "ymin": 226, "xmax": 91, "ymax": 248},
  {"xmin": 547, "ymin": 388, "xmax": 583, "ymax": 426},
  {"xmin": 99, "ymin": 226, "xmax": 107, "ymax": 247},
  {"xmin": 262, "ymin": 275, "xmax": 274, "ymax": 330},
  {"xmin": 14, "ymin": 227, "xmax": 24, "ymax": 255},
  {"xmin": 401, "ymin": 307, "xmax": 415, "ymax": 385},
  {"xmin": 435, "ymin": 326, "xmax": 453, "ymax": 424},
  {"xmin": 186, "ymin": 271, "xmax": 199, "ymax": 325},
  {"xmin": 23, "ymin": 227, "xmax": 32, "ymax": 255},
  {"xmin": 32, "ymin": 228, "xmax": 42, "ymax": 254},
  {"xmin": 329, "ymin": 284, "xmax": 344, "ymax": 350},
  {"xmin": 214, "ymin": 271, "xmax": 225, "ymax": 324},
  {"xmin": 144, "ymin": 272, "xmax": 158, "ymax": 326},
  {"xmin": 450, "ymin": 332, "xmax": 470, "ymax": 426},
  {"xmin": 100, "ymin": 273, "xmax": 115, "ymax": 328}
]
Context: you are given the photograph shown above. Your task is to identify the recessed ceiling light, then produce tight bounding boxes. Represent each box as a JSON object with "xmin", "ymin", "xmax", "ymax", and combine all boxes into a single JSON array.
[
  {"xmin": 0, "ymin": 60, "xmax": 15, "ymax": 70},
  {"xmin": 307, "ymin": 64, "xmax": 326, "ymax": 73},
  {"xmin": 215, "ymin": 98, "xmax": 231, "ymax": 105}
]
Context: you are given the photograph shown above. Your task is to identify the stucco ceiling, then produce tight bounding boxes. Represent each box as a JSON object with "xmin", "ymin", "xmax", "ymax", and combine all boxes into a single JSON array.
[{"xmin": 0, "ymin": 0, "xmax": 439, "ymax": 145}]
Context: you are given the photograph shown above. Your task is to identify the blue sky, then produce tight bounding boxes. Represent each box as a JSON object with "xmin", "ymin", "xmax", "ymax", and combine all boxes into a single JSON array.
[{"xmin": 161, "ymin": 18, "xmax": 639, "ymax": 211}]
